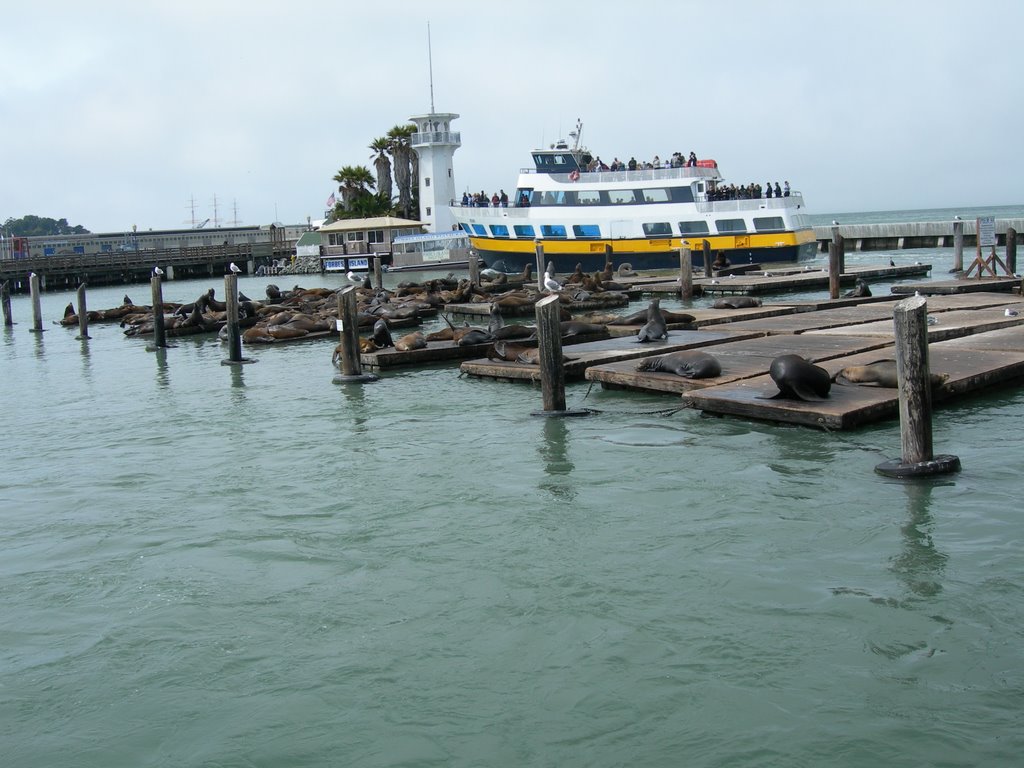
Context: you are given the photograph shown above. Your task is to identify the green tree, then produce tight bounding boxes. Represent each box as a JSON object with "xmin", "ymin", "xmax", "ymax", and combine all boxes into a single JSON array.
[
  {"xmin": 3, "ymin": 215, "xmax": 90, "ymax": 236},
  {"xmin": 331, "ymin": 165, "xmax": 376, "ymax": 213},
  {"xmin": 386, "ymin": 123, "xmax": 417, "ymax": 219},
  {"xmin": 369, "ymin": 137, "xmax": 393, "ymax": 205}
]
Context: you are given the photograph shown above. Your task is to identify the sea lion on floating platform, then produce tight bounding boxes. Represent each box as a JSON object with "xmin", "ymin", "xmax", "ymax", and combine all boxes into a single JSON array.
[
  {"xmin": 636, "ymin": 299, "xmax": 668, "ymax": 342},
  {"xmin": 843, "ymin": 279, "xmax": 872, "ymax": 298},
  {"xmin": 713, "ymin": 296, "xmax": 762, "ymax": 309},
  {"xmin": 371, "ymin": 318, "xmax": 393, "ymax": 348},
  {"xmin": 764, "ymin": 354, "xmax": 831, "ymax": 401},
  {"xmin": 457, "ymin": 328, "xmax": 494, "ymax": 346},
  {"xmin": 395, "ymin": 330, "xmax": 427, "ymax": 352},
  {"xmin": 636, "ymin": 350, "xmax": 722, "ymax": 378},
  {"xmin": 832, "ymin": 359, "xmax": 947, "ymax": 389},
  {"xmin": 617, "ymin": 263, "xmax": 637, "ymax": 277},
  {"xmin": 559, "ymin": 320, "xmax": 606, "ymax": 337}
]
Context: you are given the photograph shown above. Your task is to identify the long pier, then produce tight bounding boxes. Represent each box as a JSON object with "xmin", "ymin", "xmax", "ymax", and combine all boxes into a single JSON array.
[
  {"xmin": 813, "ymin": 218, "xmax": 1024, "ymax": 252},
  {"xmin": 0, "ymin": 242, "xmax": 287, "ymax": 294}
]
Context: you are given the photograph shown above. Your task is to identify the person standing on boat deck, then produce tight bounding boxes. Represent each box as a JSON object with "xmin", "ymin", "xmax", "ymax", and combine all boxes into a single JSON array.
[
  {"xmin": 628, "ymin": 157, "xmax": 637, "ymax": 171},
  {"xmin": 652, "ymin": 155, "xmax": 660, "ymax": 168},
  {"xmin": 689, "ymin": 151, "xmax": 697, "ymax": 167},
  {"xmin": 491, "ymin": 192, "xmax": 500, "ymax": 207},
  {"xmin": 775, "ymin": 182, "xmax": 783, "ymax": 198},
  {"xmin": 499, "ymin": 190, "xmax": 508, "ymax": 207},
  {"xmin": 783, "ymin": 180, "xmax": 790, "ymax": 197},
  {"xmin": 461, "ymin": 191, "xmax": 469, "ymax": 207},
  {"xmin": 766, "ymin": 182, "xmax": 773, "ymax": 199}
]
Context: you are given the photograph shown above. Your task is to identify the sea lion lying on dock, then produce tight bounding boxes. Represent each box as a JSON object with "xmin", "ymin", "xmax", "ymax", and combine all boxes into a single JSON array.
[
  {"xmin": 713, "ymin": 296, "xmax": 762, "ymax": 309},
  {"xmin": 395, "ymin": 330, "xmax": 427, "ymax": 352},
  {"xmin": 832, "ymin": 359, "xmax": 947, "ymax": 389},
  {"xmin": 636, "ymin": 350, "xmax": 722, "ymax": 378},
  {"xmin": 764, "ymin": 354, "xmax": 831, "ymax": 401},
  {"xmin": 843, "ymin": 279, "xmax": 872, "ymax": 298}
]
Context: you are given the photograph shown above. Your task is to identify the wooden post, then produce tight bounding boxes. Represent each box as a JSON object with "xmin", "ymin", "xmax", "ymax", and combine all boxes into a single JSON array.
[
  {"xmin": 952, "ymin": 219, "xmax": 964, "ymax": 272},
  {"xmin": 150, "ymin": 276, "xmax": 167, "ymax": 348},
  {"xmin": 702, "ymin": 239, "xmax": 712, "ymax": 278},
  {"xmin": 530, "ymin": 295, "xmax": 586, "ymax": 417},
  {"xmin": 831, "ymin": 226, "xmax": 845, "ymax": 273},
  {"xmin": 876, "ymin": 294, "xmax": 960, "ymax": 477},
  {"xmin": 221, "ymin": 273, "xmax": 255, "ymax": 365},
  {"xmin": 333, "ymin": 285, "xmax": 378, "ymax": 383},
  {"xmin": 678, "ymin": 245, "xmax": 693, "ymax": 299},
  {"xmin": 828, "ymin": 242, "xmax": 840, "ymax": 299},
  {"xmin": 29, "ymin": 273, "xmax": 43, "ymax": 333},
  {"xmin": 75, "ymin": 283, "xmax": 90, "ymax": 340},
  {"xmin": 603, "ymin": 244, "xmax": 613, "ymax": 273},
  {"xmin": 2, "ymin": 280, "xmax": 14, "ymax": 326},
  {"xmin": 534, "ymin": 240, "xmax": 545, "ymax": 291},
  {"xmin": 373, "ymin": 255, "xmax": 383, "ymax": 291},
  {"xmin": 468, "ymin": 250, "xmax": 480, "ymax": 286},
  {"xmin": 1006, "ymin": 227, "xmax": 1017, "ymax": 275}
]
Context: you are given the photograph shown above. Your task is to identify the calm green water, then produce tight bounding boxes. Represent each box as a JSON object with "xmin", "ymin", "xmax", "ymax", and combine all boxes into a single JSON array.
[{"xmin": 2, "ymin": 253, "xmax": 1023, "ymax": 767}]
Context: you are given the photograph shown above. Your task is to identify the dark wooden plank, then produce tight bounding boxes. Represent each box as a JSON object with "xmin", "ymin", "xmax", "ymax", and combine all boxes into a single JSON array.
[
  {"xmin": 460, "ymin": 329, "xmax": 755, "ymax": 381},
  {"xmin": 709, "ymin": 304, "xmax": 898, "ymax": 335},
  {"xmin": 806, "ymin": 304, "xmax": 1024, "ymax": 342},
  {"xmin": 892, "ymin": 277, "xmax": 1019, "ymax": 295},
  {"xmin": 932, "ymin": 323, "xmax": 1024, "ymax": 353},
  {"xmin": 585, "ymin": 334, "xmax": 895, "ymax": 394}
]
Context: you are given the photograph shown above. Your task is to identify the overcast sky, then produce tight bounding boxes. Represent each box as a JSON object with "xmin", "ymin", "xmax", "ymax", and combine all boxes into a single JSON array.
[{"xmin": 2, "ymin": 0, "xmax": 1021, "ymax": 233}]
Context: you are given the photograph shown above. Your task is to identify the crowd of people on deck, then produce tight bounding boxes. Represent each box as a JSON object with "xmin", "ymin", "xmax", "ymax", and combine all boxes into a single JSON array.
[
  {"xmin": 709, "ymin": 180, "xmax": 790, "ymax": 201},
  {"xmin": 461, "ymin": 190, "xmax": 509, "ymax": 208}
]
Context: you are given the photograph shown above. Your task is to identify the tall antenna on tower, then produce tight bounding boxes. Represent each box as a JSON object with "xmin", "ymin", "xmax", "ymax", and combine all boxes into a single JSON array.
[{"xmin": 427, "ymin": 21, "xmax": 435, "ymax": 114}]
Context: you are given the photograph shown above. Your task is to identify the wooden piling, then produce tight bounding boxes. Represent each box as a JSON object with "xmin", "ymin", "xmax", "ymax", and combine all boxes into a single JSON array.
[
  {"xmin": 831, "ymin": 226, "xmax": 845, "ymax": 273},
  {"xmin": 468, "ymin": 251, "xmax": 480, "ymax": 286},
  {"xmin": 3, "ymin": 280, "xmax": 14, "ymax": 326},
  {"xmin": 531, "ymin": 294, "xmax": 588, "ymax": 417},
  {"xmin": 534, "ymin": 240, "xmax": 545, "ymax": 291},
  {"xmin": 29, "ymin": 273, "xmax": 44, "ymax": 333},
  {"xmin": 150, "ymin": 276, "xmax": 167, "ymax": 348},
  {"xmin": 828, "ymin": 242, "xmax": 840, "ymax": 299},
  {"xmin": 952, "ymin": 219, "xmax": 964, "ymax": 272},
  {"xmin": 373, "ymin": 256, "xmax": 383, "ymax": 291},
  {"xmin": 678, "ymin": 246, "xmax": 693, "ymax": 299},
  {"xmin": 221, "ymin": 273, "xmax": 255, "ymax": 365},
  {"xmin": 75, "ymin": 284, "xmax": 90, "ymax": 340},
  {"xmin": 1006, "ymin": 227, "xmax": 1017, "ymax": 276},
  {"xmin": 702, "ymin": 240, "xmax": 712, "ymax": 278},
  {"xmin": 875, "ymin": 294, "xmax": 960, "ymax": 477},
  {"xmin": 333, "ymin": 285, "xmax": 378, "ymax": 383}
]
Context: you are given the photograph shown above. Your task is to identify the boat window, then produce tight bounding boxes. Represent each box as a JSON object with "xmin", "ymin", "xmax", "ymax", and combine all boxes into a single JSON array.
[
  {"xmin": 472, "ymin": 224, "xmax": 487, "ymax": 236},
  {"xmin": 607, "ymin": 189, "xmax": 637, "ymax": 205},
  {"xmin": 460, "ymin": 223, "xmax": 474, "ymax": 234},
  {"xmin": 540, "ymin": 225, "xmax": 567, "ymax": 238},
  {"xmin": 678, "ymin": 220, "xmax": 710, "ymax": 235},
  {"xmin": 490, "ymin": 224, "xmax": 510, "ymax": 238},
  {"xmin": 514, "ymin": 188, "xmax": 533, "ymax": 207},
  {"xmin": 642, "ymin": 188, "xmax": 671, "ymax": 203},
  {"xmin": 575, "ymin": 189, "xmax": 601, "ymax": 205},
  {"xmin": 642, "ymin": 222, "xmax": 673, "ymax": 237},
  {"xmin": 538, "ymin": 190, "xmax": 567, "ymax": 206},
  {"xmin": 513, "ymin": 225, "xmax": 536, "ymax": 238},
  {"xmin": 670, "ymin": 186, "xmax": 696, "ymax": 203},
  {"xmin": 715, "ymin": 218, "xmax": 747, "ymax": 233},
  {"xmin": 754, "ymin": 216, "xmax": 786, "ymax": 232},
  {"xmin": 572, "ymin": 225, "xmax": 601, "ymax": 238}
]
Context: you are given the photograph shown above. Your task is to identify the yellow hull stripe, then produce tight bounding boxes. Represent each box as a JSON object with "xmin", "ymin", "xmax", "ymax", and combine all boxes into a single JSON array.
[{"xmin": 467, "ymin": 229, "xmax": 815, "ymax": 254}]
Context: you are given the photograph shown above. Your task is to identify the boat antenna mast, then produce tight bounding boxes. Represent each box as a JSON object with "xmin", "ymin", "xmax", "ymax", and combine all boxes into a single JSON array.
[{"xmin": 568, "ymin": 118, "xmax": 583, "ymax": 151}]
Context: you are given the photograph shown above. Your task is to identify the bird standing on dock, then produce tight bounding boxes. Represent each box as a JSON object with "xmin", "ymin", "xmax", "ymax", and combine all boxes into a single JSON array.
[
  {"xmin": 229, "ymin": 262, "xmax": 241, "ymax": 274},
  {"xmin": 543, "ymin": 271, "xmax": 562, "ymax": 292},
  {"xmin": 1006, "ymin": 308, "xmax": 1019, "ymax": 317},
  {"xmin": 346, "ymin": 270, "xmax": 365, "ymax": 284},
  {"xmin": 832, "ymin": 220, "xmax": 839, "ymax": 226},
  {"xmin": 153, "ymin": 266, "xmax": 164, "ymax": 277}
]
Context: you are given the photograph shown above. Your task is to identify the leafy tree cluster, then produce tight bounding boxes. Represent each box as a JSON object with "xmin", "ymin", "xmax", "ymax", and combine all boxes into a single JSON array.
[
  {"xmin": 330, "ymin": 124, "xmax": 419, "ymax": 221},
  {"xmin": 3, "ymin": 215, "xmax": 90, "ymax": 236}
]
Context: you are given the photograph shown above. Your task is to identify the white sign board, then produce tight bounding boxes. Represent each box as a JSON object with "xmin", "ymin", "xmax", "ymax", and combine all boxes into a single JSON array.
[{"xmin": 977, "ymin": 216, "xmax": 996, "ymax": 247}]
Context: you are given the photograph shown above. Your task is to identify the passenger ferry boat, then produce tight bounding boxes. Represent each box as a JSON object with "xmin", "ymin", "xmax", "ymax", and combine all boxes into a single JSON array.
[{"xmin": 451, "ymin": 122, "xmax": 817, "ymax": 273}]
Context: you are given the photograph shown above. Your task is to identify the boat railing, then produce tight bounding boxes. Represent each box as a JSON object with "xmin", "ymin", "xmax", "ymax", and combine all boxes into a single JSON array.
[
  {"xmin": 520, "ymin": 166, "xmax": 721, "ymax": 183},
  {"xmin": 694, "ymin": 193, "xmax": 804, "ymax": 214}
]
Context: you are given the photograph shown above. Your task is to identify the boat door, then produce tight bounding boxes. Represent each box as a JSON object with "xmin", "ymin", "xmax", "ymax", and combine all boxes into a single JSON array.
[{"xmin": 609, "ymin": 220, "xmax": 631, "ymax": 239}]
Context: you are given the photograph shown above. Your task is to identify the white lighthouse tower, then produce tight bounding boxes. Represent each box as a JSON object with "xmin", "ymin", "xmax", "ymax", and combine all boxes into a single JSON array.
[{"xmin": 409, "ymin": 112, "xmax": 461, "ymax": 233}]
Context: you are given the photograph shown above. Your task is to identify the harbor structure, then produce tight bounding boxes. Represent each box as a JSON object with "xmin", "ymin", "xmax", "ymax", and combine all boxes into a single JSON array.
[{"xmin": 410, "ymin": 111, "xmax": 461, "ymax": 233}]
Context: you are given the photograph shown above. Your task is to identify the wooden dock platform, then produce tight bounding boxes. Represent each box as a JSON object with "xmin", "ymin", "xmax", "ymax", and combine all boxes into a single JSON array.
[
  {"xmin": 459, "ymin": 329, "xmax": 756, "ymax": 382},
  {"xmin": 891, "ymin": 277, "xmax": 1021, "ymax": 295},
  {"xmin": 584, "ymin": 334, "xmax": 895, "ymax": 395},
  {"xmin": 805, "ymin": 302, "xmax": 1024, "ymax": 343}
]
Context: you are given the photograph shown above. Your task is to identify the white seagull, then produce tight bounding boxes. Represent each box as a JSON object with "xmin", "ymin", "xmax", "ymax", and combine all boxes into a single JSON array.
[
  {"xmin": 229, "ymin": 262, "xmax": 241, "ymax": 274},
  {"xmin": 543, "ymin": 271, "xmax": 561, "ymax": 292},
  {"xmin": 1005, "ymin": 308, "xmax": 1019, "ymax": 317},
  {"xmin": 153, "ymin": 266, "xmax": 164, "ymax": 277},
  {"xmin": 347, "ymin": 270, "xmax": 365, "ymax": 283}
]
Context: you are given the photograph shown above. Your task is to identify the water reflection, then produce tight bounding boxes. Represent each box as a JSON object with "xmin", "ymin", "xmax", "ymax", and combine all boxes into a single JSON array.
[
  {"xmin": 229, "ymin": 364, "xmax": 246, "ymax": 403},
  {"xmin": 889, "ymin": 479, "xmax": 949, "ymax": 599},
  {"xmin": 538, "ymin": 417, "xmax": 577, "ymax": 502},
  {"xmin": 79, "ymin": 337, "xmax": 92, "ymax": 381},
  {"xmin": 339, "ymin": 383, "xmax": 370, "ymax": 437},
  {"xmin": 154, "ymin": 347, "xmax": 170, "ymax": 389}
]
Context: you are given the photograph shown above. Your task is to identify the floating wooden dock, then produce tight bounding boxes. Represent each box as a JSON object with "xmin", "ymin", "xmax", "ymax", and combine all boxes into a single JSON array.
[
  {"xmin": 459, "ymin": 329, "xmax": 756, "ymax": 382},
  {"xmin": 891, "ymin": 277, "xmax": 1021, "ymax": 295}
]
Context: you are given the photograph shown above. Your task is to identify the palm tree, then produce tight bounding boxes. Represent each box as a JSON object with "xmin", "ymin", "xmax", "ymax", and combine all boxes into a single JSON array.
[
  {"xmin": 386, "ymin": 123, "xmax": 417, "ymax": 219},
  {"xmin": 369, "ymin": 137, "xmax": 393, "ymax": 204},
  {"xmin": 332, "ymin": 165, "xmax": 376, "ymax": 211}
]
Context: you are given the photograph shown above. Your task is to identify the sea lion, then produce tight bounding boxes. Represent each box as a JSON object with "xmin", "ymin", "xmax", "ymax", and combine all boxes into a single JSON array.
[
  {"xmin": 491, "ymin": 324, "xmax": 535, "ymax": 340},
  {"xmin": 843, "ymin": 279, "xmax": 872, "ymax": 298},
  {"xmin": 636, "ymin": 299, "xmax": 668, "ymax": 342},
  {"xmin": 832, "ymin": 359, "xmax": 947, "ymax": 389},
  {"xmin": 457, "ymin": 328, "xmax": 494, "ymax": 346},
  {"xmin": 617, "ymin": 262, "xmax": 637, "ymax": 277},
  {"xmin": 395, "ymin": 330, "xmax": 427, "ymax": 352},
  {"xmin": 488, "ymin": 340, "xmax": 533, "ymax": 362},
  {"xmin": 636, "ymin": 350, "xmax": 722, "ymax": 378},
  {"xmin": 764, "ymin": 354, "xmax": 831, "ymax": 401},
  {"xmin": 713, "ymin": 296, "xmax": 762, "ymax": 309},
  {"xmin": 565, "ymin": 263, "xmax": 586, "ymax": 284},
  {"xmin": 560, "ymin": 320, "xmax": 606, "ymax": 336},
  {"xmin": 371, "ymin": 318, "xmax": 393, "ymax": 348}
]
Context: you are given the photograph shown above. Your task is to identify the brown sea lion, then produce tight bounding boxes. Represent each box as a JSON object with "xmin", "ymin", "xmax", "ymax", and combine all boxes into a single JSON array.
[
  {"xmin": 637, "ymin": 350, "xmax": 722, "ymax": 378},
  {"xmin": 713, "ymin": 296, "xmax": 762, "ymax": 309},
  {"xmin": 833, "ymin": 359, "xmax": 947, "ymax": 389},
  {"xmin": 395, "ymin": 330, "xmax": 427, "ymax": 351},
  {"xmin": 560, "ymin": 320, "xmax": 606, "ymax": 336}
]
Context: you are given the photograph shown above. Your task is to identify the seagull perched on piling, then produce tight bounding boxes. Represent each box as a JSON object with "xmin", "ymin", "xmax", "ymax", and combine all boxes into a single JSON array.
[
  {"xmin": 832, "ymin": 220, "xmax": 839, "ymax": 226},
  {"xmin": 543, "ymin": 271, "xmax": 562, "ymax": 292},
  {"xmin": 229, "ymin": 262, "xmax": 241, "ymax": 274},
  {"xmin": 153, "ymin": 266, "xmax": 164, "ymax": 277}
]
